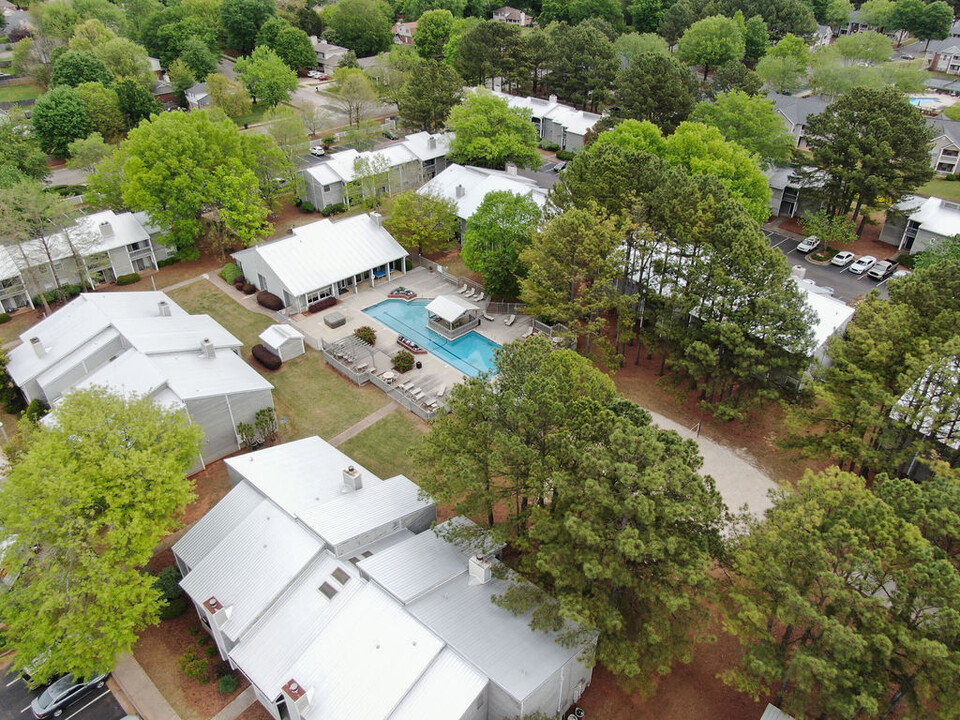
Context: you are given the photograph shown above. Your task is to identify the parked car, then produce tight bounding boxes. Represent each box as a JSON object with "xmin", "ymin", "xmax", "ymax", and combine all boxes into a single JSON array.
[
  {"xmin": 382, "ymin": 128, "xmax": 399, "ymax": 140},
  {"xmin": 553, "ymin": 161, "xmax": 567, "ymax": 172},
  {"xmin": 309, "ymin": 145, "xmax": 325, "ymax": 157},
  {"xmin": 868, "ymin": 259, "xmax": 900, "ymax": 280},
  {"xmin": 848, "ymin": 255, "xmax": 877, "ymax": 275},
  {"xmin": 306, "ymin": 70, "xmax": 322, "ymax": 79},
  {"xmin": 901, "ymin": 53, "xmax": 915, "ymax": 60},
  {"xmin": 891, "ymin": 268, "xmax": 912, "ymax": 280},
  {"xmin": 796, "ymin": 235, "xmax": 820, "ymax": 253},
  {"xmin": 830, "ymin": 250, "xmax": 856, "ymax": 267},
  {"xmin": 31, "ymin": 673, "xmax": 109, "ymax": 719}
]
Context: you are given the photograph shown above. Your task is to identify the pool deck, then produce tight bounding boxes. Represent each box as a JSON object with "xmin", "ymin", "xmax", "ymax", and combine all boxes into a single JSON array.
[{"xmin": 289, "ymin": 267, "xmax": 532, "ymax": 392}]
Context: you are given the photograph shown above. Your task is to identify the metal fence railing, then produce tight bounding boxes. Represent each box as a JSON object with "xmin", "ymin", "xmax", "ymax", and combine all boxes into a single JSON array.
[{"xmin": 487, "ymin": 301, "xmax": 527, "ymax": 315}]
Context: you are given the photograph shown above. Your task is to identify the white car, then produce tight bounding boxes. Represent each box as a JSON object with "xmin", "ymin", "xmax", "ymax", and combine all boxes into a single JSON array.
[
  {"xmin": 891, "ymin": 268, "xmax": 911, "ymax": 280},
  {"xmin": 848, "ymin": 255, "xmax": 877, "ymax": 275},
  {"xmin": 796, "ymin": 235, "xmax": 820, "ymax": 253},
  {"xmin": 309, "ymin": 146, "xmax": 325, "ymax": 157},
  {"xmin": 306, "ymin": 70, "xmax": 322, "ymax": 79},
  {"xmin": 830, "ymin": 250, "xmax": 856, "ymax": 267}
]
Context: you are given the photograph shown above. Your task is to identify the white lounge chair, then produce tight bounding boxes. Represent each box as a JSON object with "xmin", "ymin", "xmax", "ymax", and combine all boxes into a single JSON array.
[
  {"xmin": 522, "ymin": 326, "xmax": 534, "ymax": 339},
  {"xmin": 458, "ymin": 285, "xmax": 468, "ymax": 294},
  {"xmin": 435, "ymin": 384, "xmax": 445, "ymax": 398},
  {"xmin": 399, "ymin": 381, "xmax": 413, "ymax": 391},
  {"xmin": 463, "ymin": 288, "xmax": 475, "ymax": 298},
  {"xmin": 482, "ymin": 312, "xmax": 494, "ymax": 321},
  {"xmin": 355, "ymin": 362, "xmax": 368, "ymax": 372},
  {"xmin": 412, "ymin": 390, "xmax": 425, "ymax": 400},
  {"xmin": 476, "ymin": 291, "xmax": 484, "ymax": 302},
  {"xmin": 504, "ymin": 314, "xmax": 516, "ymax": 326}
]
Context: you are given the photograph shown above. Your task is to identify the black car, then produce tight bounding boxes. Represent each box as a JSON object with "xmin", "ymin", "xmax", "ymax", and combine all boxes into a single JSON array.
[{"xmin": 31, "ymin": 673, "xmax": 109, "ymax": 719}]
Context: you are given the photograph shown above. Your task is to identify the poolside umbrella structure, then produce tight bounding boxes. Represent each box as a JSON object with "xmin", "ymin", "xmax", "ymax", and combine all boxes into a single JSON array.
[{"xmin": 425, "ymin": 295, "xmax": 481, "ymax": 339}]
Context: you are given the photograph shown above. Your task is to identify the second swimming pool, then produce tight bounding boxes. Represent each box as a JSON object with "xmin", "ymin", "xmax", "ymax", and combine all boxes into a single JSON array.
[{"xmin": 363, "ymin": 298, "xmax": 500, "ymax": 377}]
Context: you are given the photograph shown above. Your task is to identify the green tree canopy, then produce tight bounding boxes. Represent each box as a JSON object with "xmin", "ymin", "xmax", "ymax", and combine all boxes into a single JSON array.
[
  {"xmin": 446, "ymin": 90, "xmax": 541, "ymax": 170},
  {"xmin": 75, "ymin": 81, "xmax": 126, "ymax": 142},
  {"xmin": 256, "ymin": 17, "xmax": 316, "ymax": 71},
  {"xmin": 462, "ymin": 190, "xmax": 541, "ymax": 299},
  {"xmin": 94, "ymin": 37, "xmax": 156, "ymax": 90},
  {"xmin": 206, "ymin": 72, "xmax": 253, "ymax": 119},
  {"xmin": 398, "ymin": 59, "xmax": 463, "ymax": 133},
  {"xmin": 32, "ymin": 85, "xmax": 95, "ymax": 158},
  {"xmin": 612, "ymin": 31, "xmax": 669, "ymax": 61},
  {"xmin": 0, "ymin": 110, "xmax": 50, "ymax": 188},
  {"xmin": 179, "ymin": 36, "xmax": 219, "ymax": 80},
  {"xmin": 67, "ymin": 132, "xmax": 113, "ymax": 172},
  {"xmin": 414, "ymin": 9, "xmax": 455, "ymax": 60},
  {"xmin": 51, "ymin": 49, "xmax": 115, "ymax": 87},
  {"xmin": 690, "ymin": 90, "xmax": 794, "ymax": 167},
  {"xmin": 743, "ymin": 14, "xmax": 769, "ymax": 63},
  {"xmin": 711, "ymin": 59, "xmax": 764, "ymax": 95},
  {"xmin": 755, "ymin": 53, "xmax": 806, "ymax": 93},
  {"xmin": 678, "ymin": 15, "xmax": 745, "ymax": 79},
  {"xmin": 546, "ymin": 21, "xmax": 618, "ymax": 111},
  {"xmin": 611, "ymin": 51, "xmax": 699, "ymax": 133},
  {"xmin": 384, "ymin": 189, "xmax": 459, "ymax": 255},
  {"xmin": 235, "ymin": 45, "xmax": 298, "ymax": 106},
  {"xmin": 330, "ymin": 68, "xmax": 379, "ymax": 128},
  {"xmin": 324, "ymin": 0, "xmax": 394, "ymax": 56},
  {"xmin": 0, "ymin": 388, "xmax": 204, "ymax": 686},
  {"xmin": 221, "ymin": 0, "xmax": 276, "ymax": 53},
  {"xmin": 539, "ymin": 0, "xmax": 626, "ymax": 30}
]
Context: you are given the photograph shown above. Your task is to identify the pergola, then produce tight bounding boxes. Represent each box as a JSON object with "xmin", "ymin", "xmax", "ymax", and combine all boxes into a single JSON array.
[{"xmin": 425, "ymin": 295, "xmax": 481, "ymax": 339}]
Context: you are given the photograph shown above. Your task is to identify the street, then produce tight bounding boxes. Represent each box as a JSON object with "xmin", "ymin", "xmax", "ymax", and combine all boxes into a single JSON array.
[
  {"xmin": 0, "ymin": 672, "xmax": 126, "ymax": 720},
  {"xmin": 766, "ymin": 230, "xmax": 891, "ymax": 304}
]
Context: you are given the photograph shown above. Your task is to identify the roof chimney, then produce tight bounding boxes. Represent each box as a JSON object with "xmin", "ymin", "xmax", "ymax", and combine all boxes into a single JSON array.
[
  {"xmin": 99, "ymin": 221, "xmax": 114, "ymax": 239},
  {"xmin": 791, "ymin": 265, "xmax": 806, "ymax": 280},
  {"xmin": 505, "ymin": 162, "xmax": 517, "ymax": 176},
  {"xmin": 370, "ymin": 212, "xmax": 382, "ymax": 228},
  {"xmin": 455, "ymin": 184, "xmax": 465, "ymax": 198},
  {"xmin": 158, "ymin": 300, "xmax": 171, "ymax": 317},
  {"xmin": 282, "ymin": 679, "xmax": 311, "ymax": 720},
  {"xmin": 342, "ymin": 465, "xmax": 362, "ymax": 492},
  {"xmin": 548, "ymin": 94, "xmax": 558, "ymax": 104},
  {"xmin": 428, "ymin": 135, "xmax": 437, "ymax": 150},
  {"xmin": 201, "ymin": 338, "xmax": 215, "ymax": 359},
  {"xmin": 30, "ymin": 337, "xmax": 46, "ymax": 359},
  {"xmin": 468, "ymin": 555, "xmax": 492, "ymax": 584}
]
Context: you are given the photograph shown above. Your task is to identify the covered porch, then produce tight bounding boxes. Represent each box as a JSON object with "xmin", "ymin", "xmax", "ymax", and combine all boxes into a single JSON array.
[{"xmin": 425, "ymin": 295, "xmax": 481, "ymax": 340}]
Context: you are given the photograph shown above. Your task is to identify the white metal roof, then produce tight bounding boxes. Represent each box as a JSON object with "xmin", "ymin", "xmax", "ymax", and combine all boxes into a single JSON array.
[
  {"xmin": 488, "ymin": 89, "xmax": 600, "ymax": 135},
  {"xmin": 401, "ymin": 131, "xmax": 453, "ymax": 161},
  {"xmin": 15, "ymin": 210, "xmax": 150, "ymax": 269},
  {"xmin": 425, "ymin": 295, "xmax": 480, "ymax": 323},
  {"xmin": 760, "ymin": 705, "xmax": 795, "ymax": 720},
  {"xmin": 289, "ymin": 583, "xmax": 444, "ymax": 720},
  {"xmin": 299, "ymin": 475, "xmax": 432, "ymax": 548},
  {"xmin": 898, "ymin": 195, "xmax": 960, "ymax": 238},
  {"xmin": 0, "ymin": 245, "xmax": 23, "ymax": 282},
  {"xmin": 234, "ymin": 214, "xmax": 407, "ymax": 298},
  {"xmin": 33, "ymin": 327, "xmax": 122, "ymax": 393},
  {"xmin": 74, "ymin": 348, "xmax": 168, "ymax": 398},
  {"xmin": 113, "ymin": 316, "xmax": 242, "ymax": 355},
  {"xmin": 793, "ymin": 278, "xmax": 855, "ymax": 350},
  {"xmin": 150, "ymin": 351, "xmax": 274, "ymax": 400},
  {"xmin": 179, "ymin": 498, "xmax": 323, "ymax": 642},
  {"xmin": 228, "ymin": 551, "xmax": 365, "ymax": 701},
  {"xmin": 409, "ymin": 568, "xmax": 589, "ymax": 702},
  {"xmin": 173, "ymin": 482, "xmax": 265, "ymax": 570},
  {"xmin": 224, "ymin": 436, "xmax": 384, "ymax": 519},
  {"xmin": 387, "ymin": 648, "xmax": 487, "ymax": 720},
  {"xmin": 418, "ymin": 164, "xmax": 547, "ymax": 221},
  {"xmin": 304, "ymin": 132, "xmax": 451, "ymax": 187},
  {"xmin": 259, "ymin": 324, "xmax": 304, "ymax": 350}
]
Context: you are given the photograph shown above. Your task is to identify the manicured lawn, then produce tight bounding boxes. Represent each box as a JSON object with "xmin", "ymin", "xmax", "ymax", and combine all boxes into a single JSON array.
[
  {"xmin": 917, "ymin": 178, "xmax": 960, "ymax": 203},
  {"xmin": 0, "ymin": 308, "xmax": 43, "ymax": 346},
  {"xmin": 167, "ymin": 281, "xmax": 390, "ymax": 440},
  {"xmin": 0, "ymin": 83, "xmax": 42, "ymax": 102},
  {"xmin": 340, "ymin": 411, "xmax": 429, "ymax": 481}
]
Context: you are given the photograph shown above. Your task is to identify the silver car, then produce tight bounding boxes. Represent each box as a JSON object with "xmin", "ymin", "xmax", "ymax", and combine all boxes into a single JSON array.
[
  {"xmin": 31, "ymin": 673, "xmax": 109, "ymax": 718},
  {"xmin": 848, "ymin": 255, "xmax": 877, "ymax": 275}
]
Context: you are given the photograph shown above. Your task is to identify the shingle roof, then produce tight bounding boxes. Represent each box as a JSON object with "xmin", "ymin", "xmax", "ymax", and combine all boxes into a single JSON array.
[{"xmin": 768, "ymin": 92, "xmax": 830, "ymax": 127}]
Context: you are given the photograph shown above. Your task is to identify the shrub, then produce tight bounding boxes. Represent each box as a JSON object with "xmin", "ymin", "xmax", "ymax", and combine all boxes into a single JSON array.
[
  {"xmin": 221, "ymin": 263, "xmax": 243, "ymax": 284},
  {"xmin": 354, "ymin": 325, "xmax": 376, "ymax": 345},
  {"xmin": 538, "ymin": 138, "xmax": 559, "ymax": 151},
  {"xmin": 256, "ymin": 291, "xmax": 284, "ymax": 311},
  {"xmin": 154, "ymin": 565, "xmax": 189, "ymax": 619},
  {"xmin": 321, "ymin": 202, "xmax": 347, "ymax": 216},
  {"xmin": 0, "ymin": 313, "xmax": 10, "ymax": 325},
  {"xmin": 392, "ymin": 349, "xmax": 414, "ymax": 373},
  {"xmin": 8, "ymin": 26, "xmax": 33, "ymax": 43},
  {"xmin": 206, "ymin": 645, "xmax": 218, "ymax": 657},
  {"xmin": 218, "ymin": 674, "xmax": 240, "ymax": 695},
  {"xmin": 236, "ymin": 421, "xmax": 257, "ymax": 447},
  {"xmin": 309, "ymin": 296, "xmax": 336, "ymax": 313},
  {"xmin": 898, "ymin": 252, "xmax": 919, "ymax": 269},
  {"xmin": 189, "ymin": 625, "xmax": 202, "ymax": 635},
  {"xmin": 300, "ymin": 200, "xmax": 315, "ymax": 213},
  {"xmin": 322, "ymin": 135, "xmax": 336, "ymax": 148},
  {"xmin": 24, "ymin": 398, "xmax": 48, "ymax": 423},
  {"xmin": 255, "ymin": 407, "xmax": 278, "ymax": 442},
  {"xmin": 252, "ymin": 344, "xmax": 282, "ymax": 370},
  {"xmin": 214, "ymin": 661, "xmax": 233, "ymax": 678},
  {"xmin": 242, "ymin": 283, "xmax": 256, "ymax": 295},
  {"xmin": 116, "ymin": 273, "xmax": 141, "ymax": 285},
  {"xmin": 178, "ymin": 648, "xmax": 210, "ymax": 683},
  {"xmin": 157, "ymin": 257, "xmax": 180, "ymax": 268},
  {"xmin": 555, "ymin": 149, "xmax": 576, "ymax": 161}
]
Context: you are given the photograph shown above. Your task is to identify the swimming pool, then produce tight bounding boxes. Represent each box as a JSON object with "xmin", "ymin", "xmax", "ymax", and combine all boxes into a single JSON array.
[
  {"xmin": 910, "ymin": 97, "xmax": 940, "ymax": 106},
  {"xmin": 363, "ymin": 298, "xmax": 501, "ymax": 377}
]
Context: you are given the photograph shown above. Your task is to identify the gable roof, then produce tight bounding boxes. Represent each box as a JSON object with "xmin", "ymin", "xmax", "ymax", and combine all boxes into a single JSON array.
[
  {"xmin": 303, "ymin": 132, "xmax": 452, "ymax": 187},
  {"xmin": 233, "ymin": 213, "xmax": 408, "ymax": 297},
  {"xmin": 768, "ymin": 92, "xmax": 830, "ymax": 127},
  {"xmin": 418, "ymin": 163, "xmax": 547, "ymax": 221},
  {"xmin": 487, "ymin": 89, "xmax": 601, "ymax": 136}
]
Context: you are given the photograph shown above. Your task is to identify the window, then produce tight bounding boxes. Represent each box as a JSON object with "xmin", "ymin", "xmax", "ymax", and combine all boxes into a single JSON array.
[
  {"xmin": 128, "ymin": 240, "xmax": 150, "ymax": 252},
  {"xmin": 942, "ymin": 149, "xmax": 959, "ymax": 158},
  {"xmin": 323, "ymin": 185, "xmax": 331, "ymax": 192},
  {"xmin": 258, "ymin": 273, "xmax": 267, "ymax": 291},
  {"xmin": 306, "ymin": 289, "xmax": 331, "ymax": 303}
]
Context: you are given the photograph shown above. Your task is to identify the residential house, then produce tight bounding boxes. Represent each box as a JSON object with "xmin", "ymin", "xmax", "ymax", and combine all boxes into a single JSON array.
[
  {"xmin": 932, "ymin": 44, "xmax": 960, "ymax": 75},
  {"xmin": 492, "ymin": 6, "xmax": 535, "ymax": 26},
  {"xmin": 232, "ymin": 212, "xmax": 408, "ymax": 312},
  {"xmin": 417, "ymin": 163, "xmax": 547, "ymax": 235},
  {"xmin": 5, "ymin": 291, "xmax": 274, "ymax": 469},
  {"xmin": 765, "ymin": 165, "xmax": 822, "ymax": 218},
  {"xmin": 837, "ymin": 9, "xmax": 875, "ymax": 35},
  {"xmin": 300, "ymin": 131, "xmax": 452, "ymax": 211},
  {"xmin": 310, "ymin": 37, "xmax": 348, "ymax": 75},
  {"xmin": 760, "ymin": 706, "xmax": 796, "ymax": 720},
  {"xmin": 879, "ymin": 194, "xmax": 960, "ymax": 253},
  {"xmin": 926, "ymin": 116, "xmax": 960, "ymax": 174},
  {"xmin": 0, "ymin": 209, "xmax": 174, "ymax": 309},
  {"xmin": 173, "ymin": 436, "xmax": 596, "ymax": 720},
  {"xmin": 185, "ymin": 82, "xmax": 210, "ymax": 110},
  {"xmin": 769, "ymin": 92, "xmax": 830, "ymax": 149},
  {"xmin": 393, "ymin": 20, "xmax": 417, "ymax": 45},
  {"xmin": 790, "ymin": 270, "xmax": 856, "ymax": 367},
  {"xmin": 488, "ymin": 89, "xmax": 601, "ymax": 151},
  {"xmin": 147, "ymin": 56, "xmax": 163, "ymax": 78}
]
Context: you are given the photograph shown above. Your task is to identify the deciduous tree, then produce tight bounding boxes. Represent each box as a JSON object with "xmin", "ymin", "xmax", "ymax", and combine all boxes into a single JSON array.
[
  {"xmin": 690, "ymin": 90, "xmax": 794, "ymax": 167},
  {"xmin": 206, "ymin": 72, "xmax": 253, "ymax": 119},
  {"xmin": 94, "ymin": 37, "xmax": 155, "ymax": 89},
  {"xmin": 75, "ymin": 81, "xmax": 126, "ymax": 142},
  {"xmin": 235, "ymin": 45, "xmax": 298, "ymax": 106},
  {"xmin": 323, "ymin": 0, "xmax": 394, "ymax": 56},
  {"xmin": 31, "ymin": 85, "xmax": 94, "ymax": 158},
  {"xmin": 0, "ymin": 109, "xmax": 50, "ymax": 188},
  {"xmin": 50, "ymin": 49, "xmax": 114, "ymax": 87},
  {"xmin": 221, "ymin": 0, "xmax": 276, "ymax": 53},
  {"xmin": 678, "ymin": 15, "xmax": 745, "ymax": 79},
  {"xmin": 447, "ymin": 90, "xmax": 541, "ymax": 170},
  {"xmin": 179, "ymin": 36, "xmax": 219, "ymax": 80},
  {"xmin": 330, "ymin": 68, "xmax": 379, "ymax": 127},
  {"xmin": 66, "ymin": 132, "xmax": 112, "ymax": 172},
  {"xmin": 384, "ymin": 189, "xmax": 458, "ymax": 255},
  {"xmin": 114, "ymin": 78, "xmax": 162, "ymax": 129},
  {"xmin": 0, "ymin": 388, "xmax": 204, "ymax": 686},
  {"xmin": 414, "ymin": 8, "xmax": 455, "ymax": 60}
]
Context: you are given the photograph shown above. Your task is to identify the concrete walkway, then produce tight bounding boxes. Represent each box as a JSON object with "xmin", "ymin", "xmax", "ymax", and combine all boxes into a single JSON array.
[
  {"xmin": 112, "ymin": 654, "xmax": 181, "ymax": 720},
  {"xmin": 210, "ymin": 686, "xmax": 256, "ymax": 720},
  {"xmin": 328, "ymin": 402, "xmax": 399, "ymax": 447}
]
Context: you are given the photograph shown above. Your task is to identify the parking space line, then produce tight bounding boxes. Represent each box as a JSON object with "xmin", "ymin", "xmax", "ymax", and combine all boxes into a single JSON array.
[
  {"xmin": 7, "ymin": 677, "xmax": 23, "ymax": 687},
  {"xmin": 20, "ymin": 704, "xmax": 31, "ymax": 713},
  {"xmin": 61, "ymin": 689, "xmax": 111, "ymax": 720},
  {"xmin": 770, "ymin": 238, "xmax": 788, "ymax": 248}
]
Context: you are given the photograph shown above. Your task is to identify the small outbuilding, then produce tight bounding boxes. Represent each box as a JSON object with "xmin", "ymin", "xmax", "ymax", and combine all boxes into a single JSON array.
[
  {"xmin": 259, "ymin": 324, "xmax": 306, "ymax": 362},
  {"xmin": 425, "ymin": 295, "xmax": 481, "ymax": 339}
]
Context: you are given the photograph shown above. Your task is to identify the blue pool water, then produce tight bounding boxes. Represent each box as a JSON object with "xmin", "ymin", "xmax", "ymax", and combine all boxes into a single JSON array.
[
  {"xmin": 363, "ymin": 298, "xmax": 501, "ymax": 377},
  {"xmin": 910, "ymin": 97, "xmax": 939, "ymax": 106}
]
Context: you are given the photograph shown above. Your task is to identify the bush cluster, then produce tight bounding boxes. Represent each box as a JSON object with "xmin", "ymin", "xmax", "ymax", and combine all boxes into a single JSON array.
[
  {"xmin": 321, "ymin": 202, "xmax": 348, "ymax": 216},
  {"xmin": 33, "ymin": 283, "xmax": 84, "ymax": 306},
  {"xmin": 309, "ymin": 296, "xmax": 336, "ymax": 313},
  {"xmin": 116, "ymin": 273, "xmax": 141, "ymax": 285},
  {"xmin": 0, "ymin": 313, "xmax": 11, "ymax": 325},
  {"xmin": 221, "ymin": 263, "xmax": 243, "ymax": 284},
  {"xmin": 539, "ymin": 138, "xmax": 560, "ymax": 151},
  {"xmin": 24, "ymin": 398, "xmax": 48, "ymax": 423},
  {"xmin": 153, "ymin": 566, "xmax": 189, "ymax": 620},
  {"xmin": 242, "ymin": 283, "xmax": 256, "ymax": 294},
  {"xmin": 256, "ymin": 291, "xmax": 284, "ymax": 311},
  {"xmin": 252, "ymin": 344, "xmax": 282, "ymax": 370},
  {"xmin": 393, "ymin": 349, "xmax": 414, "ymax": 373},
  {"xmin": 177, "ymin": 648, "xmax": 210, "ymax": 683},
  {"xmin": 300, "ymin": 200, "xmax": 316, "ymax": 213},
  {"xmin": 157, "ymin": 257, "xmax": 180, "ymax": 268},
  {"xmin": 218, "ymin": 674, "xmax": 240, "ymax": 694},
  {"xmin": 555, "ymin": 149, "xmax": 576, "ymax": 161},
  {"xmin": 353, "ymin": 325, "xmax": 376, "ymax": 345}
]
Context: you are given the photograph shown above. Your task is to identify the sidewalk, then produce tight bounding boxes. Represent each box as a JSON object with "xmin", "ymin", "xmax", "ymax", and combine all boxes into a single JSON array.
[{"xmin": 112, "ymin": 654, "xmax": 181, "ymax": 720}]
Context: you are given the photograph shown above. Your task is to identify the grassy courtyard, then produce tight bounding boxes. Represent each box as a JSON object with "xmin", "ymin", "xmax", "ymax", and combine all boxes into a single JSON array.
[
  {"xmin": 918, "ymin": 177, "xmax": 960, "ymax": 203},
  {"xmin": 167, "ymin": 281, "xmax": 390, "ymax": 441},
  {"xmin": 340, "ymin": 411, "xmax": 429, "ymax": 482},
  {"xmin": 0, "ymin": 83, "xmax": 42, "ymax": 102}
]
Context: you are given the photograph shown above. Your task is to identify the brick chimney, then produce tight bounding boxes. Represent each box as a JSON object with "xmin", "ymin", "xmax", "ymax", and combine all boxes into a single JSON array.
[{"xmin": 282, "ymin": 679, "xmax": 312, "ymax": 720}]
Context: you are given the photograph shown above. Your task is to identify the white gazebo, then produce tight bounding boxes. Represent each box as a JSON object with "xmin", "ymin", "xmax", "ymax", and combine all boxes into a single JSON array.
[{"xmin": 425, "ymin": 295, "xmax": 481, "ymax": 339}]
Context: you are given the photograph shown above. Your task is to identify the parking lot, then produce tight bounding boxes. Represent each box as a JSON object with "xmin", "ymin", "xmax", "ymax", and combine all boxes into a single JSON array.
[
  {"xmin": 0, "ymin": 672, "xmax": 126, "ymax": 720},
  {"xmin": 767, "ymin": 230, "xmax": 892, "ymax": 303}
]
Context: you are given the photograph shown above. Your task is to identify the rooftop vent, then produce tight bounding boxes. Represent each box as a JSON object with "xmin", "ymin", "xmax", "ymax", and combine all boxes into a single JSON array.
[
  {"xmin": 29, "ymin": 336, "xmax": 46, "ymax": 359},
  {"xmin": 548, "ymin": 94, "xmax": 558, "ymax": 104},
  {"xmin": 428, "ymin": 135, "xmax": 437, "ymax": 150},
  {"xmin": 158, "ymin": 300, "xmax": 171, "ymax": 317},
  {"xmin": 342, "ymin": 465, "xmax": 362, "ymax": 492},
  {"xmin": 200, "ymin": 338, "xmax": 215, "ymax": 359},
  {"xmin": 370, "ymin": 211, "xmax": 383, "ymax": 228},
  {"xmin": 455, "ymin": 183, "xmax": 465, "ymax": 198},
  {"xmin": 468, "ymin": 555, "xmax": 492, "ymax": 585},
  {"xmin": 791, "ymin": 265, "xmax": 806, "ymax": 280}
]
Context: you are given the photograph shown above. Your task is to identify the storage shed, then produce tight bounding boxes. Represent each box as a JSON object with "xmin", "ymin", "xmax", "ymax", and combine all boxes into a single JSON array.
[{"xmin": 259, "ymin": 324, "xmax": 306, "ymax": 362}]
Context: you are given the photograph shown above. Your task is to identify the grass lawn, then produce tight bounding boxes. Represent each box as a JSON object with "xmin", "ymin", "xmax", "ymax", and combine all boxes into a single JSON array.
[
  {"xmin": 0, "ymin": 308, "xmax": 43, "ymax": 346},
  {"xmin": 167, "ymin": 281, "xmax": 390, "ymax": 440},
  {"xmin": 340, "ymin": 411, "xmax": 429, "ymax": 482},
  {"xmin": 233, "ymin": 103, "xmax": 271, "ymax": 127},
  {"xmin": 0, "ymin": 83, "xmax": 42, "ymax": 102},
  {"xmin": 917, "ymin": 178, "xmax": 960, "ymax": 203}
]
